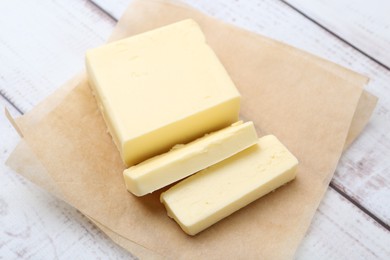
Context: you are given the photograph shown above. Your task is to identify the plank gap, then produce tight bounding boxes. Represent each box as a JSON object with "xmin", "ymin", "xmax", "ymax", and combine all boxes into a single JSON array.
[
  {"xmin": 0, "ymin": 91, "xmax": 24, "ymax": 115},
  {"xmin": 280, "ymin": 0, "xmax": 390, "ymax": 71},
  {"xmin": 330, "ymin": 182, "xmax": 390, "ymax": 231},
  {"xmin": 88, "ymin": 0, "xmax": 118, "ymax": 21}
]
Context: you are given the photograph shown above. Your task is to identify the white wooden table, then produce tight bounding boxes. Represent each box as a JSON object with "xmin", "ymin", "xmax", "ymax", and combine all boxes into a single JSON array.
[{"xmin": 1, "ymin": 0, "xmax": 389, "ymax": 258}]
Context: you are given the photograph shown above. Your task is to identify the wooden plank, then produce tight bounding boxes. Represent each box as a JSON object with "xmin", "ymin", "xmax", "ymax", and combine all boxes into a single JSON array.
[
  {"xmin": 92, "ymin": 0, "xmax": 390, "ymax": 226},
  {"xmin": 297, "ymin": 187, "xmax": 390, "ymax": 259},
  {"xmin": 0, "ymin": 97, "xmax": 135, "ymax": 259},
  {"xmin": 0, "ymin": 0, "xmax": 388, "ymax": 258},
  {"xmin": 284, "ymin": 0, "xmax": 390, "ymax": 68},
  {"xmin": 0, "ymin": 0, "xmax": 115, "ymax": 113}
]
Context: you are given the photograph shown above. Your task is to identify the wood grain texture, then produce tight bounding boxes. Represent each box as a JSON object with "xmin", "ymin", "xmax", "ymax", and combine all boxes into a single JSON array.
[
  {"xmin": 284, "ymin": 0, "xmax": 390, "ymax": 68},
  {"xmin": 93, "ymin": 0, "xmax": 390, "ymax": 226},
  {"xmin": 0, "ymin": 0, "xmax": 115, "ymax": 113},
  {"xmin": 297, "ymin": 187, "xmax": 390, "ymax": 259},
  {"xmin": 1, "ymin": 0, "xmax": 389, "ymax": 258}
]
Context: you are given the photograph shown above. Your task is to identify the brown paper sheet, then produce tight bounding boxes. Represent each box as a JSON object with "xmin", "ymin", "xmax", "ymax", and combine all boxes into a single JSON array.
[
  {"xmin": 6, "ymin": 141, "xmax": 165, "ymax": 259},
  {"xmin": 344, "ymin": 90, "xmax": 377, "ymax": 149},
  {"xmin": 6, "ymin": 0, "xmax": 378, "ymax": 258}
]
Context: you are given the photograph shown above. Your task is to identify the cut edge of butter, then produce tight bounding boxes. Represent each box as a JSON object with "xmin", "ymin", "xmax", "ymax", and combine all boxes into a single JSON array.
[
  {"xmin": 123, "ymin": 121, "xmax": 258, "ymax": 196},
  {"xmin": 160, "ymin": 135, "xmax": 298, "ymax": 235}
]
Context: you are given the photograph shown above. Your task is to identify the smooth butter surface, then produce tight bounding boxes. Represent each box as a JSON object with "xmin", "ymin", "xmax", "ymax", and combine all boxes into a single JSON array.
[
  {"xmin": 124, "ymin": 121, "xmax": 258, "ymax": 196},
  {"xmin": 161, "ymin": 135, "xmax": 298, "ymax": 236},
  {"xmin": 86, "ymin": 19, "xmax": 241, "ymax": 166}
]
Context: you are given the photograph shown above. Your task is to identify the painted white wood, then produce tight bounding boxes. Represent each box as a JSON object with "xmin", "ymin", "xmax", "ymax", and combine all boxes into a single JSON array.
[
  {"xmin": 1, "ymin": 0, "xmax": 389, "ymax": 258},
  {"xmin": 297, "ymin": 187, "xmax": 390, "ymax": 259},
  {"xmin": 93, "ymin": 0, "xmax": 390, "ymax": 225},
  {"xmin": 0, "ymin": 0, "xmax": 115, "ymax": 113},
  {"xmin": 284, "ymin": 0, "xmax": 390, "ymax": 68}
]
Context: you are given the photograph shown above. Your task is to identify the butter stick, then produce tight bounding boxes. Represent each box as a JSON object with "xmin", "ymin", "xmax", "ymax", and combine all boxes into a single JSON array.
[
  {"xmin": 86, "ymin": 19, "xmax": 240, "ymax": 166},
  {"xmin": 124, "ymin": 121, "xmax": 258, "ymax": 196},
  {"xmin": 161, "ymin": 135, "xmax": 298, "ymax": 235}
]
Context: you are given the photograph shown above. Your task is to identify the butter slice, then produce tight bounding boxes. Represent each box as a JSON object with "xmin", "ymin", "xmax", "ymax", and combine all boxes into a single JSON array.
[
  {"xmin": 160, "ymin": 135, "xmax": 298, "ymax": 235},
  {"xmin": 86, "ymin": 19, "xmax": 241, "ymax": 166},
  {"xmin": 124, "ymin": 121, "xmax": 258, "ymax": 196}
]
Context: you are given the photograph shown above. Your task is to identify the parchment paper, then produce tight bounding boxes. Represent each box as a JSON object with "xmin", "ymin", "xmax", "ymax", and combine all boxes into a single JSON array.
[{"xmin": 6, "ymin": 0, "xmax": 378, "ymax": 258}]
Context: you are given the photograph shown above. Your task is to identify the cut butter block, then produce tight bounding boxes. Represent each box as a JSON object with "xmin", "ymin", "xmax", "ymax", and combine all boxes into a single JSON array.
[
  {"xmin": 124, "ymin": 121, "xmax": 258, "ymax": 196},
  {"xmin": 86, "ymin": 19, "xmax": 241, "ymax": 166},
  {"xmin": 160, "ymin": 135, "xmax": 298, "ymax": 236}
]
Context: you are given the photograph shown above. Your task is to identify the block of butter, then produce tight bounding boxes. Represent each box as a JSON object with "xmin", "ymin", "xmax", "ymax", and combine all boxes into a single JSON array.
[
  {"xmin": 86, "ymin": 19, "xmax": 241, "ymax": 166},
  {"xmin": 124, "ymin": 121, "xmax": 258, "ymax": 196},
  {"xmin": 161, "ymin": 135, "xmax": 298, "ymax": 235}
]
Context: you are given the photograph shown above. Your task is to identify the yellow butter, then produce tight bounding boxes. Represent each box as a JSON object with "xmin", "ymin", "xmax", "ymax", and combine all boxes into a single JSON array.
[
  {"xmin": 124, "ymin": 121, "xmax": 258, "ymax": 196},
  {"xmin": 160, "ymin": 135, "xmax": 298, "ymax": 235},
  {"xmin": 86, "ymin": 19, "xmax": 241, "ymax": 166}
]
